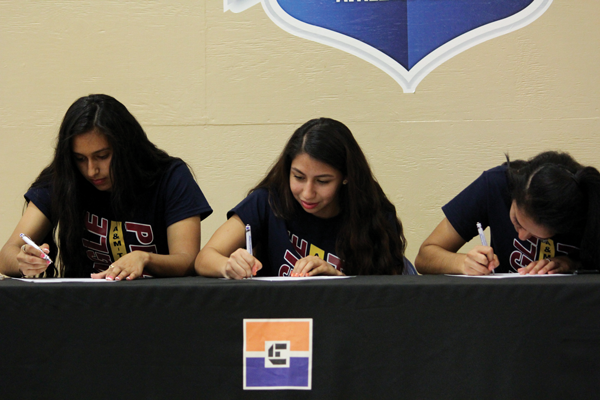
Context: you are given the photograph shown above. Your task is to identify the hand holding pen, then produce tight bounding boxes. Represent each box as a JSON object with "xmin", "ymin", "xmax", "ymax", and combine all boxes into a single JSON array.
[
  {"xmin": 221, "ymin": 224, "xmax": 262, "ymax": 279},
  {"xmin": 17, "ymin": 233, "xmax": 52, "ymax": 277},
  {"xmin": 469, "ymin": 222, "xmax": 499, "ymax": 274},
  {"xmin": 245, "ymin": 224, "xmax": 253, "ymax": 279},
  {"xmin": 457, "ymin": 223, "xmax": 499, "ymax": 275}
]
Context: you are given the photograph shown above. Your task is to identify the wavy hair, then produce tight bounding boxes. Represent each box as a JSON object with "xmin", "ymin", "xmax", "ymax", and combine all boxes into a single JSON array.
[
  {"xmin": 252, "ymin": 118, "xmax": 407, "ymax": 275},
  {"xmin": 30, "ymin": 94, "xmax": 178, "ymax": 277},
  {"xmin": 507, "ymin": 151, "xmax": 600, "ymax": 268}
]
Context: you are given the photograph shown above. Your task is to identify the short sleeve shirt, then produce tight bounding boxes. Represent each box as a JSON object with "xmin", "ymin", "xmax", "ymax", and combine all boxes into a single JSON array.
[
  {"xmin": 25, "ymin": 160, "xmax": 212, "ymax": 275},
  {"xmin": 229, "ymin": 189, "xmax": 414, "ymax": 276},
  {"xmin": 442, "ymin": 165, "xmax": 580, "ymax": 272}
]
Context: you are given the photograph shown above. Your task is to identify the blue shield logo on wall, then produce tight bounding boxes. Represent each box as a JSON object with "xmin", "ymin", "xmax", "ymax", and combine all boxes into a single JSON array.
[{"xmin": 225, "ymin": 0, "xmax": 553, "ymax": 93}]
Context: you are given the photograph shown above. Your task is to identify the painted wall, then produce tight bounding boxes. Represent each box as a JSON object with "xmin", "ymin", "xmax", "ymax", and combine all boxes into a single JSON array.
[{"xmin": 1, "ymin": 1, "xmax": 598, "ymax": 264}]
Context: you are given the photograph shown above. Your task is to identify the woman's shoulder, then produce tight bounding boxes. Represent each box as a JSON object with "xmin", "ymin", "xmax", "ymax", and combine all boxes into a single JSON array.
[
  {"xmin": 485, "ymin": 164, "xmax": 508, "ymax": 175},
  {"xmin": 162, "ymin": 158, "xmax": 190, "ymax": 176},
  {"xmin": 235, "ymin": 188, "xmax": 271, "ymax": 210},
  {"xmin": 462, "ymin": 165, "xmax": 509, "ymax": 193},
  {"xmin": 24, "ymin": 184, "xmax": 53, "ymax": 221},
  {"xmin": 249, "ymin": 187, "xmax": 270, "ymax": 200},
  {"xmin": 153, "ymin": 158, "xmax": 212, "ymax": 221},
  {"xmin": 482, "ymin": 165, "xmax": 510, "ymax": 191},
  {"xmin": 228, "ymin": 188, "xmax": 276, "ymax": 220},
  {"xmin": 153, "ymin": 159, "xmax": 197, "ymax": 189}
]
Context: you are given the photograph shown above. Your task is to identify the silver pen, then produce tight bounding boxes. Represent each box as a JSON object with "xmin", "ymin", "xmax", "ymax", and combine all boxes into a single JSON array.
[
  {"xmin": 245, "ymin": 224, "xmax": 253, "ymax": 279},
  {"xmin": 476, "ymin": 223, "xmax": 493, "ymax": 274},
  {"xmin": 476, "ymin": 222, "xmax": 488, "ymax": 247}
]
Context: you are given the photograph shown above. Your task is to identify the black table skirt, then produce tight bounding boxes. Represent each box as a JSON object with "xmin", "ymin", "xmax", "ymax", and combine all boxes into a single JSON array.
[{"xmin": 1, "ymin": 275, "xmax": 599, "ymax": 399}]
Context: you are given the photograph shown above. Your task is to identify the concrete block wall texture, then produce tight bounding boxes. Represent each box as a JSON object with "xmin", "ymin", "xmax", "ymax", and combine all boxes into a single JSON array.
[{"xmin": 1, "ymin": 1, "xmax": 598, "ymax": 264}]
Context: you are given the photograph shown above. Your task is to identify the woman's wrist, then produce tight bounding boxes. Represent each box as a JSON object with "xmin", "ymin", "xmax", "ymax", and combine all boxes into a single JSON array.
[
  {"xmin": 134, "ymin": 250, "xmax": 152, "ymax": 269},
  {"xmin": 564, "ymin": 257, "xmax": 580, "ymax": 272}
]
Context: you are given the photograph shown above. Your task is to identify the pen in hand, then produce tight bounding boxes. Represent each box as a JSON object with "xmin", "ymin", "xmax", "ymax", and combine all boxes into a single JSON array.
[
  {"xmin": 245, "ymin": 224, "xmax": 253, "ymax": 278},
  {"xmin": 20, "ymin": 233, "xmax": 53, "ymax": 264},
  {"xmin": 476, "ymin": 222, "xmax": 488, "ymax": 246},
  {"xmin": 476, "ymin": 222, "xmax": 494, "ymax": 274}
]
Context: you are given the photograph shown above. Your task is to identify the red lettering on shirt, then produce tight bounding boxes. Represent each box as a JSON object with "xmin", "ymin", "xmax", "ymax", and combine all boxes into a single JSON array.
[
  {"xmin": 86, "ymin": 250, "xmax": 111, "ymax": 272},
  {"xmin": 125, "ymin": 222, "xmax": 154, "ymax": 245},
  {"xmin": 291, "ymin": 234, "xmax": 308, "ymax": 258},
  {"xmin": 279, "ymin": 264, "xmax": 292, "ymax": 277},
  {"xmin": 327, "ymin": 253, "xmax": 343, "ymax": 271},
  {"xmin": 83, "ymin": 212, "xmax": 109, "ymax": 253},
  {"xmin": 510, "ymin": 238, "xmax": 538, "ymax": 270},
  {"xmin": 284, "ymin": 249, "xmax": 299, "ymax": 268}
]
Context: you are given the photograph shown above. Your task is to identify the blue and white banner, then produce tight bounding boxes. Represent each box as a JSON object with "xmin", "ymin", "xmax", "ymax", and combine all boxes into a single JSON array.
[{"xmin": 225, "ymin": 0, "xmax": 553, "ymax": 93}]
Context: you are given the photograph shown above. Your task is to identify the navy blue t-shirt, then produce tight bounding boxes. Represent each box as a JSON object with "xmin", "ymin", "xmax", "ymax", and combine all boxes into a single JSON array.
[
  {"xmin": 229, "ymin": 188, "xmax": 415, "ymax": 276},
  {"xmin": 442, "ymin": 165, "xmax": 580, "ymax": 273},
  {"xmin": 26, "ymin": 160, "xmax": 213, "ymax": 275}
]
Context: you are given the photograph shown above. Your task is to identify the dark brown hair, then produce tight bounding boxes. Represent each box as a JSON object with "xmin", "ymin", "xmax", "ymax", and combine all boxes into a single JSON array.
[
  {"xmin": 252, "ymin": 118, "xmax": 407, "ymax": 275},
  {"xmin": 30, "ymin": 94, "xmax": 179, "ymax": 276},
  {"xmin": 507, "ymin": 151, "xmax": 600, "ymax": 268}
]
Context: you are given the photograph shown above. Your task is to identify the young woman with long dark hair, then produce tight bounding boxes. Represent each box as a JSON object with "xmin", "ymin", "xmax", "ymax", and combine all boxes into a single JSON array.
[
  {"xmin": 0, "ymin": 94, "xmax": 212, "ymax": 279},
  {"xmin": 195, "ymin": 117, "xmax": 413, "ymax": 279},
  {"xmin": 415, "ymin": 151, "xmax": 600, "ymax": 275}
]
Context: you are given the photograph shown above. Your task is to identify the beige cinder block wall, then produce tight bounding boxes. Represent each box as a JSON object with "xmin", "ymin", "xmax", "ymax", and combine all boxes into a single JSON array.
[{"xmin": 1, "ymin": 1, "xmax": 598, "ymax": 264}]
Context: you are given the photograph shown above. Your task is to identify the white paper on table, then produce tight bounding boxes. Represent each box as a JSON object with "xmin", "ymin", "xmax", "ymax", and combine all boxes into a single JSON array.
[
  {"xmin": 13, "ymin": 278, "xmax": 115, "ymax": 283},
  {"xmin": 446, "ymin": 273, "xmax": 572, "ymax": 279},
  {"xmin": 223, "ymin": 275, "xmax": 355, "ymax": 281}
]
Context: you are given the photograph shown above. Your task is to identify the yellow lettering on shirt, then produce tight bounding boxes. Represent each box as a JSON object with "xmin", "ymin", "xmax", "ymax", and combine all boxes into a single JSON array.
[
  {"xmin": 109, "ymin": 221, "xmax": 127, "ymax": 261},
  {"xmin": 309, "ymin": 244, "xmax": 325, "ymax": 260},
  {"xmin": 539, "ymin": 239, "xmax": 555, "ymax": 260}
]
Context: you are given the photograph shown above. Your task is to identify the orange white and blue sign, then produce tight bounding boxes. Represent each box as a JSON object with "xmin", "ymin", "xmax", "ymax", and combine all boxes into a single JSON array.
[
  {"xmin": 243, "ymin": 319, "xmax": 313, "ymax": 390},
  {"xmin": 224, "ymin": 0, "xmax": 553, "ymax": 93}
]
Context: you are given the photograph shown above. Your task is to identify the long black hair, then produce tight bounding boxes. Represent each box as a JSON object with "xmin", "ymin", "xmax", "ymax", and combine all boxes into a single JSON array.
[
  {"xmin": 507, "ymin": 151, "xmax": 600, "ymax": 268},
  {"xmin": 252, "ymin": 118, "xmax": 407, "ymax": 275},
  {"xmin": 30, "ymin": 94, "xmax": 178, "ymax": 277}
]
